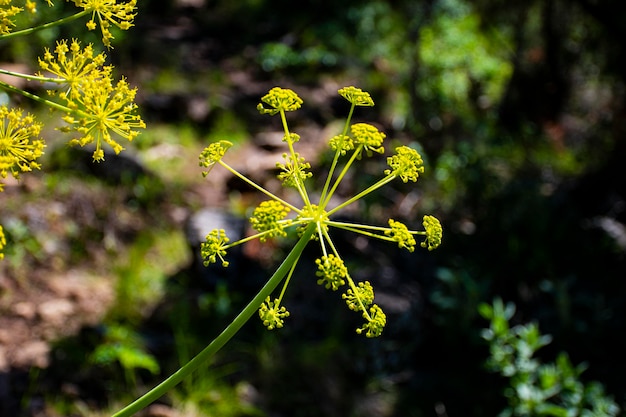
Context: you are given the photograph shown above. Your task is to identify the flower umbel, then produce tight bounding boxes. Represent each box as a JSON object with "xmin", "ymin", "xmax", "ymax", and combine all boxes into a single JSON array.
[
  {"xmin": 0, "ymin": 224, "xmax": 5, "ymax": 260},
  {"xmin": 201, "ymin": 86, "xmax": 443, "ymax": 337},
  {"xmin": 201, "ymin": 229, "xmax": 230, "ymax": 267},
  {"xmin": 421, "ymin": 215, "xmax": 443, "ymax": 251},
  {"xmin": 316, "ymin": 255, "xmax": 347, "ymax": 291},
  {"xmin": 0, "ymin": 106, "xmax": 45, "ymax": 188},
  {"xmin": 73, "ymin": 0, "xmax": 138, "ymax": 48},
  {"xmin": 0, "ymin": 0, "xmax": 22, "ymax": 34},
  {"xmin": 259, "ymin": 297, "xmax": 290, "ymax": 330},
  {"xmin": 60, "ymin": 74, "xmax": 145, "ymax": 161},
  {"xmin": 38, "ymin": 39, "xmax": 108, "ymax": 99},
  {"xmin": 386, "ymin": 219, "xmax": 417, "ymax": 252},
  {"xmin": 199, "ymin": 140, "xmax": 233, "ymax": 176},
  {"xmin": 276, "ymin": 152, "xmax": 312, "ymax": 188},
  {"xmin": 257, "ymin": 87, "xmax": 303, "ymax": 115},
  {"xmin": 357, "ymin": 305, "xmax": 386, "ymax": 338},
  {"xmin": 351, "ymin": 123, "xmax": 385, "ymax": 157},
  {"xmin": 250, "ymin": 200, "xmax": 291, "ymax": 241},
  {"xmin": 338, "ymin": 86, "xmax": 374, "ymax": 107},
  {"xmin": 384, "ymin": 146, "xmax": 425, "ymax": 183}
]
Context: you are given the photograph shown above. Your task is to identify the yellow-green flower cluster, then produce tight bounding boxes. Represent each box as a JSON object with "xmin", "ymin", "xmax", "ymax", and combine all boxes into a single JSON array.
[
  {"xmin": 37, "ymin": 39, "xmax": 145, "ymax": 161},
  {"xmin": 316, "ymin": 254, "xmax": 347, "ymax": 291},
  {"xmin": 0, "ymin": 224, "xmax": 5, "ymax": 260},
  {"xmin": 257, "ymin": 87, "xmax": 303, "ymax": 115},
  {"xmin": 0, "ymin": 0, "xmax": 22, "ymax": 34},
  {"xmin": 351, "ymin": 123, "xmax": 385, "ymax": 157},
  {"xmin": 0, "ymin": 106, "xmax": 45, "ymax": 189},
  {"xmin": 73, "ymin": 0, "xmax": 138, "ymax": 48},
  {"xmin": 276, "ymin": 152, "xmax": 312, "ymax": 188},
  {"xmin": 250, "ymin": 200, "xmax": 291, "ymax": 241},
  {"xmin": 0, "ymin": 0, "xmax": 143, "ymax": 261},
  {"xmin": 338, "ymin": 86, "xmax": 374, "ymax": 107},
  {"xmin": 38, "ymin": 39, "xmax": 108, "ymax": 98},
  {"xmin": 199, "ymin": 140, "xmax": 233, "ymax": 176},
  {"xmin": 201, "ymin": 229, "xmax": 230, "ymax": 267},
  {"xmin": 386, "ymin": 219, "xmax": 417, "ymax": 252},
  {"xmin": 259, "ymin": 297, "xmax": 290, "ymax": 330},
  {"xmin": 200, "ymin": 86, "xmax": 442, "ymax": 337},
  {"xmin": 421, "ymin": 215, "xmax": 443, "ymax": 251},
  {"xmin": 385, "ymin": 146, "xmax": 425, "ymax": 183}
]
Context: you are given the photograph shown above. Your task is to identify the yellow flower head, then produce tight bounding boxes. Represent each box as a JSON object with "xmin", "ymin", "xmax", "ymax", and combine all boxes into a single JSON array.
[
  {"xmin": 61, "ymin": 75, "xmax": 145, "ymax": 161},
  {"xmin": 0, "ymin": 224, "xmax": 5, "ymax": 260},
  {"xmin": 421, "ymin": 215, "xmax": 442, "ymax": 251},
  {"xmin": 259, "ymin": 297, "xmax": 290, "ymax": 330},
  {"xmin": 201, "ymin": 229, "xmax": 230, "ymax": 267},
  {"xmin": 315, "ymin": 254, "xmax": 347, "ymax": 291},
  {"xmin": 385, "ymin": 219, "xmax": 417, "ymax": 252},
  {"xmin": 351, "ymin": 123, "xmax": 385, "ymax": 156},
  {"xmin": 385, "ymin": 146, "xmax": 425, "ymax": 183},
  {"xmin": 72, "ymin": 0, "xmax": 138, "ymax": 48},
  {"xmin": 257, "ymin": 87, "xmax": 303, "ymax": 115},
  {"xmin": 199, "ymin": 140, "xmax": 233, "ymax": 177},
  {"xmin": 0, "ymin": 106, "xmax": 45, "ymax": 188},
  {"xmin": 250, "ymin": 200, "xmax": 291, "ymax": 242},
  {"xmin": 38, "ymin": 39, "xmax": 108, "ymax": 98},
  {"xmin": 338, "ymin": 86, "xmax": 375, "ymax": 107},
  {"xmin": 0, "ymin": 0, "xmax": 22, "ymax": 34},
  {"xmin": 356, "ymin": 304, "xmax": 386, "ymax": 338}
]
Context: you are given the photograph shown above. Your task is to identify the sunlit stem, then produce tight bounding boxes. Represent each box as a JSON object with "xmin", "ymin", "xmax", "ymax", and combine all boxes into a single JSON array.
[
  {"xmin": 218, "ymin": 160, "xmax": 301, "ymax": 213},
  {"xmin": 0, "ymin": 79, "xmax": 88, "ymax": 118},
  {"xmin": 279, "ymin": 109, "xmax": 311, "ymax": 208},
  {"xmin": 0, "ymin": 68, "xmax": 65, "ymax": 84},
  {"xmin": 112, "ymin": 223, "xmax": 316, "ymax": 417},
  {"xmin": 326, "ymin": 174, "xmax": 396, "ymax": 217},
  {"xmin": 321, "ymin": 144, "xmax": 364, "ymax": 209},
  {"xmin": 277, "ymin": 256, "xmax": 300, "ymax": 303},
  {"xmin": 346, "ymin": 274, "xmax": 373, "ymax": 321},
  {"xmin": 319, "ymin": 103, "xmax": 356, "ymax": 204},
  {"xmin": 0, "ymin": 10, "xmax": 90, "ymax": 41}
]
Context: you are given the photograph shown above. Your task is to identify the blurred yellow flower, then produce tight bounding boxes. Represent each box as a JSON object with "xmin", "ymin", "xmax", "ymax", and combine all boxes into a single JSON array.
[
  {"xmin": 73, "ymin": 0, "xmax": 138, "ymax": 48},
  {"xmin": 0, "ymin": 106, "xmax": 45, "ymax": 189},
  {"xmin": 61, "ymin": 75, "xmax": 145, "ymax": 161}
]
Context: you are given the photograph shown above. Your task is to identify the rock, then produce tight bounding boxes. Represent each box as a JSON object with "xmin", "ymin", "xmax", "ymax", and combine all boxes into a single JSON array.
[
  {"xmin": 12, "ymin": 340, "xmax": 49, "ymax": 369},
  {"xmin": 37, "ymin": 299, "xmax": 75, "ymax": 326}
]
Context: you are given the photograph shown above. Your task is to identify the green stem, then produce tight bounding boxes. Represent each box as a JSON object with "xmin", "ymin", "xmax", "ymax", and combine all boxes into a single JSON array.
[
  {"xmin": 0, "ymin": 68, "xmax": 63, "ymax": 84},
  {"xmin": 0, "ymin": 79, "xmax": 72, "ymax": 113},
  {"xmin": 219, "ymin": 160, "xmax": 301, "ymax": 213},
  {"xmin": 279, "ymin": 109, "xmax": 311, "ymax": 207},
  {"xmin": 111, "ymin": 223, "xmax": 315, "ymax": 417},
  {"xmin": 319, "ymin": 103, "xmax": 355, "ymax": 205},
  {"xmin": 0, "ymin": 10, "xmax": 90, "ymax": 41},
  {"xmin": 326, "ymin": 174, "xmax": 396, "ymax": 217},
  {"xmin": 321, "ymin": 145, "xmax": 364, "ymax": 209}
]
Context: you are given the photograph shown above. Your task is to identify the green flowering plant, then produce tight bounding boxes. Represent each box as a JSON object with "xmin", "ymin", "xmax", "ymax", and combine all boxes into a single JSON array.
[
  {"xmin": 199, "ymin": 86, "xmax": 442, "ymax": 337},
  {"xmin": 111, "ymin": 87, "xmax": 442, "ymax": 417},
  {"xmin": 0, "ymin": 0, "xmax": 143, "ymax": 259}
]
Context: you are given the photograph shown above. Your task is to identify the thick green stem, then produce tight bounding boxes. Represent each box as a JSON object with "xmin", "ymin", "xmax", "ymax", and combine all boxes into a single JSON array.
[{"xmin": 111, "ymin": 223, "xmax": 315, "ymax": 417}]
